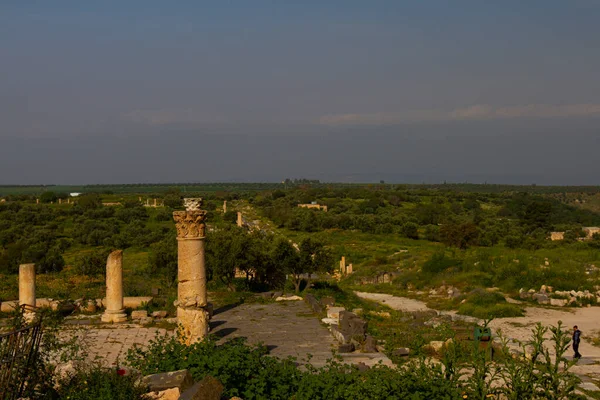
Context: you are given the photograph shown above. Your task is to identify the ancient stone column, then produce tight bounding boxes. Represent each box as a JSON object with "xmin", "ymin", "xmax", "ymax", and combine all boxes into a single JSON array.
[
  {"xmin": 101, "ymin": 250, "xmax": 127, "ymax": 323},
  {"xmin": 174, "ymin": 198, "xmax": 209, "ymax": 344},
  {"xmin": 236, "ymin": 212, "xmax": 243, "ymax": 227},
  {"xmin": 154, "ymin": 198, "xmax": 157, "ymax": 207},
  {"xmin": 19, "ymin": 264, "xmax": 36, "ymax": 308},
  {"xmin": 223, "ymin": 200, "xmax": 227, "ymax": 213}
]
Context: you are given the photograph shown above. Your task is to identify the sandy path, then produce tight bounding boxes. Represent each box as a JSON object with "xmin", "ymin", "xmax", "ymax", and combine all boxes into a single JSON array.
[
  {"xmin": 354, "ymin": 291, "xmax": 432, "ymax": 312},
  {"xmin": 355, "ymin": 291, "xmax": 600, "ymax": 383}
]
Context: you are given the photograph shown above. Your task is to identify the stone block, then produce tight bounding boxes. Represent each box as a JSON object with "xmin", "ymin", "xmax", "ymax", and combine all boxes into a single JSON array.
[
  {"xmin": 131, "ymin": 310, "xmax": 148, "ymax": 319},
  {"xmin": 532, "ymin": 293, "xmax": 550, "ymax": 305},
  {"xmin": 326, "ymin": 306, "xmax": 345, "ymax": 319},
  {"xmin": 140, "ymin": 317, "xmax": 154, "ymax": 325},
  {"xmin": 331, "ymin": 325, "xmax": 352, "ymax": 344},
  {"xmin": 151, "ymin": 287, "xmax": 162, "ymax": 296},
  {"xmin": 123, "ymin": 296, "xmax": 153, "ymax": 309},
  {"xmin": 392, "ymin": 348, "xmax": 410, "ymax": 357},
  {"xmin": 305, "ymin": 294, "xmax": 323, "ymax": 314},
  {"xmin": 321, "ymin": 318, "xmax": 337, "ymax": 325},
  {"xmin": 258, "ymin": 291, "xmax": 273, "ymax": 299},
  {"xmin": 177, "ymin": 307, "xmax": 209, "ymax": 345},
  {"xmin": 275, "ymin": 295, "xmax": 302, "ymax": 301},
  {"xmin": 152, "ymin": 310, "xmax": 168, "ymax": 318},
  {"xmin": 339, "ymin": 311, "xmax": 368, "ymax": 337},
  {"xmin": 179, "ymin": 376, "xmax": 224, "ymax": 400},
  {"xmin": 145, "ymin": 387, "xmax": 180, "ymax": 400},
  {"xmin": 80, "ymin": 300, "xmax": 97, "ymax": 313},
  {"xmin": 363, "ymin": 335, "xmax": 378, "ymax": 353},
  {"xmin": 0, "ymin": 300, "xmax": 18, "ymax": 313},
  {"xmin": 338, "ymin": 343, "xmax": 355, "ymax": 353},
  {"xmin": 272, "ymin": 291, "xmax": 283, "ymax": 299},
  {"xmin": 550, "ymin": 298, "xmax": 567, "ymax": 307},
  {"xmin": 142, "ymin": 370, "xmax": 194, "ymax": 392}
]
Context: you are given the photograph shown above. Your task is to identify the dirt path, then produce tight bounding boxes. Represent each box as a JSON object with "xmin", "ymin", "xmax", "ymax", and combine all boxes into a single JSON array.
[
  {"xmin": 355, "ymin": 291, "xmax": 600, "ymax": 385},
  {"xmin": 354, "ymin": 291, "xmax": 432, "ymax": 312},
  {"xmin": 489, "ymin": 306, "xmax": 600, "ymax": 381}
]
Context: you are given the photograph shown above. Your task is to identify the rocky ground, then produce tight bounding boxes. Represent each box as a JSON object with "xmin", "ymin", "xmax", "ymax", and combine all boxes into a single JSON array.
[{"xmin": 355, "ymin": 290, "xmax": 600, "ymax": 393}]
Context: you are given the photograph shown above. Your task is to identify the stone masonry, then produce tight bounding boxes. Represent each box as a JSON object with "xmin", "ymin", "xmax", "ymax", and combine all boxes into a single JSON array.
[
  {"xmin": 101, "ymin": 250, "xmax": 127, "ymax": 323},
  {"xmin": 173, "ymin": 198, "xmax": 210, "ymax": 344},
  {"xmin": 19, "ymin": 263, "xmax": 36, "ymax": 308}
]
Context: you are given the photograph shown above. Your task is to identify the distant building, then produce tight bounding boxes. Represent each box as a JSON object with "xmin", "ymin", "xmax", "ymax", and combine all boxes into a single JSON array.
[
  {"xmin": 550, "ymin": 232, "xmax": 565, "ymax": 241},
  {"xmin": 69, "ymin": 192, "xmax": 82, "ymax": 197},
  {"xmin": 583, "ymin": 227, "xmax": 600, "ymax": 240},
  {"xmin": 297, "ymin": 203, "xmax": 328, "ymax": 212}
]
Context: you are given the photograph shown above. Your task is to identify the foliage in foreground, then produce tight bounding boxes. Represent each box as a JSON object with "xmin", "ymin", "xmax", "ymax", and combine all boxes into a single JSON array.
[
  {"xmin": 125, "ymin": 322, "xmax": 583, "ymax": 400},
  {"xmin": 53, "ymin": 367, "xmax": 148, "ymax": 400}
]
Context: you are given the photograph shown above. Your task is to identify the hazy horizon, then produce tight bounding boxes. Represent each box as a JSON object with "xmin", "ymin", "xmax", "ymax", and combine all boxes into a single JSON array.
[{"xmin": 2, "ymin": 1, "xmax": 599, "ymax": 185}]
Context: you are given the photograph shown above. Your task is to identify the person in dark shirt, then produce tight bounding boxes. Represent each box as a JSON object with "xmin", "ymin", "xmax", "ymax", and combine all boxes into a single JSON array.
[{"xmin": 573, "ymin": 325, "xmax": 582, "ymax": 359}]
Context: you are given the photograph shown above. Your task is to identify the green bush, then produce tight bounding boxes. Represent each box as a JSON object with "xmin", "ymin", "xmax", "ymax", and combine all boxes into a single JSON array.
[
  {"xmin": 422, "ymin": 252, "xmax": 460, "ymax": 276},
  {"xmin": 458, "ymin": 289, "xmax": 523, "ymax": 318},
  {"xmin": 124, "ymin": 323, "xmax": 583, "ymax": 400},
  {"xmin": 55, "ymin": 366, "xmax": 148, "ymax": 400}
]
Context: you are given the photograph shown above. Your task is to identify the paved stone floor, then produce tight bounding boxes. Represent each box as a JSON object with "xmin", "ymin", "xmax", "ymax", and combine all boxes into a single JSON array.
[
  {"xmin": 211, "ymin": 300, "xmax": 338, "ymax": 367},
  {"xmin": 66, "ymin": 300, "xmax": 339, "ymax": 368},
  {"xmin": 64, "ymin": 325, "xmax": 171, "ymax": 367}
]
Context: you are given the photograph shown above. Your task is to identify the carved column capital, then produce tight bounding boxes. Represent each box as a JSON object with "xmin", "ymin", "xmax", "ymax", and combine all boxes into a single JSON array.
[{"xmin": 173, "ymin": 210, "xmax": 207, "ymax": 239}]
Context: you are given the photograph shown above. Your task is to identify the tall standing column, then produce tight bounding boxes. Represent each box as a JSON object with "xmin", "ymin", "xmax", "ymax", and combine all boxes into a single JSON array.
[
  {"xmin": 173, "ymin": 198, "xmax": 209, "ymax": 344},
  {"xmin": 101, "ymin": 250, "xmax": 127, "ymax": 323},
  {"xmin": 19, "ymin": 263, "xmax": 36, "ymax": 308}
]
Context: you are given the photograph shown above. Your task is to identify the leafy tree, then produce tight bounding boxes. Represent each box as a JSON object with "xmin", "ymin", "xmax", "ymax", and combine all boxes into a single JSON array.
[
  {"xmin": 206, "ymin": 226, "xmax": 254, "ymax": 291},
  {"xmin": 76, "ymin": 248, "xmax": 112, "ymax": 276},
  {"xmin": 163, "ymin": 194, "xmax": 182, "ymax": 209},
  {"xmin": 36, "ymin": 246, "xmax": 65, "ymax": 273},
  {"xmin": 440, "ymin": 221, "xmax": 479, "ymax": 249},
  {"xmin": 39, "ymin": 191, "xmax": 57, "ymax": 203},
  {"xmin": 76, "ymin": 194, "xmax": 102, "ymax": 210},
  {"xmin": 148, "ymin": 237, "xmax": 178, "ymax": 286},
  {"xmin": 278, "ymin": 238, "xmax": 333, "ymax": 293},
  {"xmin": 401, "ymin": 222, "xmax": 419, "ymax": 239}
]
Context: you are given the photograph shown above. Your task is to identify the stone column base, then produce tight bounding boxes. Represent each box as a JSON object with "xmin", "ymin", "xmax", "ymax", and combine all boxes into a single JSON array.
[
  {"xmin": 177, "ymin": 307, "xmax": 209, "ymax": 345},
  {"xmin": 101, "ymin": 310, "xmax": 128, "ymax": 323}
]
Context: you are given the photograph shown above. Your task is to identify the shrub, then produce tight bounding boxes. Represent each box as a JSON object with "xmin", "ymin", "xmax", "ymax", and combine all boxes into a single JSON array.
[
  {"xmin": 55, "ymin": 366, "xmax": 148, "ymax": 400},
  {"xmin": 422, "ymin": 252, "xmax": 460, "ymax": 276},
  {"xmin": 76, "ymin": 248, "xmax": 112, "ymax": 276},
  {"xmin": 458, "ymin": 289, "xmax": 523, "ymax": 318}
]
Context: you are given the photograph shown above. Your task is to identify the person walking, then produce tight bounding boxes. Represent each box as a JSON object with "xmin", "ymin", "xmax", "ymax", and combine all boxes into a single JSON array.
[{"xmin": 573, "ymin": 325, "xmax": 582, "ymax": 359}]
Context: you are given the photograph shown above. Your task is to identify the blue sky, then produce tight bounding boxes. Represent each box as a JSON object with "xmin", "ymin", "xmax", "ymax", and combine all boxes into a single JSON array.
[{"xmin": 1, "ymin": 1, "xmax": 599, "ymax": 184}]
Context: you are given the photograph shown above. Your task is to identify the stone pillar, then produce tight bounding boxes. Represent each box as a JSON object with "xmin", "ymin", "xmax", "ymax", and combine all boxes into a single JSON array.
[
  {"xmin": 58, "ymin": 198, "xmax": 62, "ymax": 204},
  {"xmin": 101, "ymin": 250, "xmax": 127, "ymax": 323},
  {"xmin": 347, "ymin": 263, "xmax": 353, "ymax": 274},
  {"xmin": 154, "ymin": 198, "xmax": 157, "ymax": 207},
  {"xmin": 174, "ymin": 198, "xmax": 209, "ymax": 344},
  {"xmin": 146, "ymin": 199, "xmax": 150, "ymax": 206},
  {"xmin": 236, "ymin": 212, "xmax": 243, "ymax": 227},
  {"xmin": 19, "ymin": 264, "xmax": 36, "ymax": 308},
  {"xmin": 223, "ymin": 200, "xmax": 227, "ymax": 213},
  {"xmin": 36, "ymin": 198, "xmax": 39, "ymax": 204}
]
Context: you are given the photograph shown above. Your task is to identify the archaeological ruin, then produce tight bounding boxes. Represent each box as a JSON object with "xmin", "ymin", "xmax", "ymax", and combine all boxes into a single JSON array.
[{"xmin": 172, "ymin": 198, "xmax": 210, "ymax": 344}]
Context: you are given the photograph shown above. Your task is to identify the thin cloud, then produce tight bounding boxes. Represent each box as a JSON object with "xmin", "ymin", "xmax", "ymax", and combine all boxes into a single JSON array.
[
  {"xmin": 319, "ymin": 104, "xmax": 600, "ymax": 126},
  {"xmin": 123, "ymin": 108, "xmax": 227, "ymax": 126}
]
